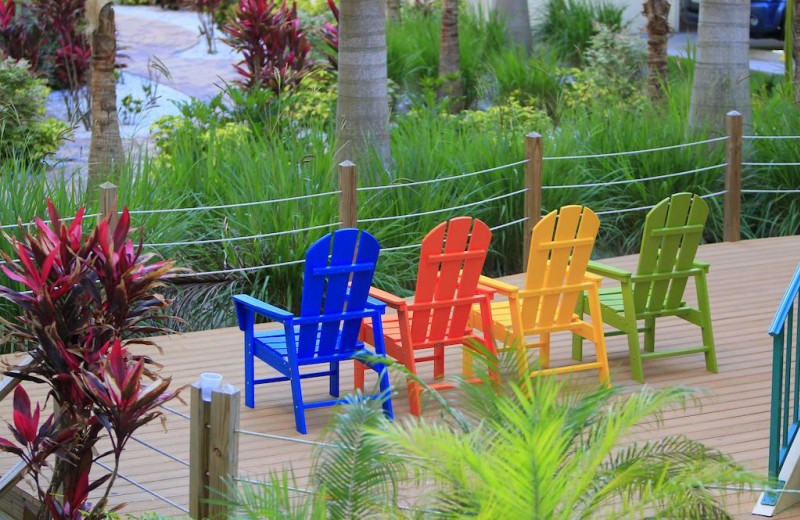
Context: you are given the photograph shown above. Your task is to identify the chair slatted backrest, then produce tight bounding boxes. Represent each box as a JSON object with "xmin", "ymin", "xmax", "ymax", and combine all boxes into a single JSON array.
[
  {"xmin": 410, "ymin": 217, "xmax": 491, "ymax": 345},
  {"xmin": 522, "ymin": 206, "xmax": 600, "ymax": 328},
  {"xmin": 633, "ymin": 193, "xmax": 709, "ymax": 313},
  {"xmin": 297, "ymin": 229, "xmax": 380, "ymax": 360}
]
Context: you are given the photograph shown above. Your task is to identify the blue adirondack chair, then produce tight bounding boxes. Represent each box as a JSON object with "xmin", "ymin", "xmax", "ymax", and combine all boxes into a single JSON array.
[{"xmin": 232, "ymin": 229, "xmax": 393, "ymax": 434}]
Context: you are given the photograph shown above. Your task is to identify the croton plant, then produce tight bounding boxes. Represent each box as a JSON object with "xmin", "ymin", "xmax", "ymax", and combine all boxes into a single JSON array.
[{"xmin": 0, "ymin": 201, "xmax": 181, "ymax": 519}]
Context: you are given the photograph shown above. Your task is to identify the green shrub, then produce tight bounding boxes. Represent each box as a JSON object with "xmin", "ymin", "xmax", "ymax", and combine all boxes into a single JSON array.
[
  {"xmin": 561, "ymin": 23, "xmax": 647, "ymax": 114},
  {"xmin": 534, "ymin": 0, "xmax": 625, "ymax": 65},
  {"xmin": 0, "ymin": 58, "xmax": 69, "ymax": 163},
  {"xmin": 386, "ymin": 6, "xmax": 506, "ymax": 107},
  {"xmin": 489, "ymin": 48, "xmax": 564, "ymax": 118}
]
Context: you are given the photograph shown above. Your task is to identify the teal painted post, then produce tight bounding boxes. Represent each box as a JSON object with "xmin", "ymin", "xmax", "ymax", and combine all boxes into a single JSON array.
[
  {"xmin": 784, "ymin": 308, "xmax": 793, "ymax": 449},
  {"xmin": 770, "ymin": 331, "xmax": 785, "ymax": 483},
  {"xmin": 796, "ymin": 296, "xmax": 800, "ymax": 426}
]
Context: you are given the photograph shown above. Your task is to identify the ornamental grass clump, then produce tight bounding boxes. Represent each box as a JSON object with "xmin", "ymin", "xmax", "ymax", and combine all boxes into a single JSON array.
[{"xmin": 0, "ymin": 201, "xmax": 182, "ymax": 519}]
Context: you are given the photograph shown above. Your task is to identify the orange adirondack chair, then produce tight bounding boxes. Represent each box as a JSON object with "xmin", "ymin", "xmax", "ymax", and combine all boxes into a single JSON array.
[
  {"xmin": 469, "ymin": 206, "xmax": 610, "ymax": 383},
  {"xmin": 357, "ymin": 217, "xmax": 498, "ymax": 416}
]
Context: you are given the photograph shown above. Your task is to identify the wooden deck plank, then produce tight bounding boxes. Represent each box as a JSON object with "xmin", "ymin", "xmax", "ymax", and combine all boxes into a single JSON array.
[{"xmin": 1, "ymin": 235, "xmax": 800, "ymax": 518}]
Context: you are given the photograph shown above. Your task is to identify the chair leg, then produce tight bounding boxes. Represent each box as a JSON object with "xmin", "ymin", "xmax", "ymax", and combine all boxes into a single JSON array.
[
  {"xmin": 462, "ymin": 348, "xmax": 474, "ymax": 378},
  {"xmin": 376, "ymin": 365, "xmax": 394, "ymax": 420},
  {"xmin": 539, "ymin": 333, "xmax": 551, "ymax": 368},
  {"xmin": 644, "ymin": 316, "xmax": 656, "ymax": 353},
  {"xmin": 355, "ymin": 326, "xmax": 368, "ymax": 391},
  {"xmin": 407, "ymin": 378, "xmax": 422, "ymax": 416},
  {"xmin": 329, "ymin": 361, "xmax": 340, "ymax": 397},
  {"xmin": 434, "ymin": 344, "xmax": 445, "ymax": 380},
  {"xmin": 354, "ymin": 360, "xmax": 366, "ymax": 391},
  {"xmin": 586, "ymin": 284, "xmax": 611, "ymax": 385},
  {"xmin": 245, "ymin": 344, "xmax": 255, "ymax": 409},
  {"xmin": 696, "ymin": 271, "xmax": 718, "ymax": 373},
  {"xmin": 289, "ymin": 368, "xmax": 307, "ymax": 434},
  {"xmin": 621, "ymin": 281, "xmax": 645, "ymax": 383},
  {"xmin": 572, "ymin": 292, "xmax": 585, "ymax": 362}
]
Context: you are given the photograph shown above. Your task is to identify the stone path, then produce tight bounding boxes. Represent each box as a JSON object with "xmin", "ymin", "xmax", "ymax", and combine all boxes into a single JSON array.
[{"xmin": 115, "ymin": 5, "xmax": 239, "ymax": 100}]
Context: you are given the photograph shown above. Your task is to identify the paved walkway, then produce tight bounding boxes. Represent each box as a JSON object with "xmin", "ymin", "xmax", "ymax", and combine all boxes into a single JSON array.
[{"xmin": 116, "ymin": 5, "xmax": 239, "ymax": 100}]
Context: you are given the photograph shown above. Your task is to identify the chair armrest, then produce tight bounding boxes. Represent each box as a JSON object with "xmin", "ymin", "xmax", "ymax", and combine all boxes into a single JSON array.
[
  {"xmin": 368, "ymin": 286, "xmax": 407, "ymax": 310},
  {"xmin": 587, "ymin": 260, "xmax": 632, "ymax": 281},
  {"xmin": 478, "ymin": 275, "xmax": 519, "ymax": 297},
  {"xmin": 693, "ymin": 259, "xmax": 710, "ymax": 272},
  {"xmin": 366, "ymin": 296, "xmax": 387, "ymax": 314},
  {"xmin": 476, "ymin": 283, "xmax": 497, "ymax": 298},
  {"xmin": 232, "ymin": 294, "xmax": 293, "ymax": 325},
  {"xmin": 583, "ymin": 272, "xmax": 603, "ymax": 286}
]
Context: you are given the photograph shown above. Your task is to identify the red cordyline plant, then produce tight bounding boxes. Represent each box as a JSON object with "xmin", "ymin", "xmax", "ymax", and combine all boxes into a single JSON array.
[
  {"xmin": 0, "ymin": 0, "xmax": 45, "ymax": 70},
  {"xmin": 222, "ymin": 0, "xmax": 312, "ymax": 95},
  {"xmin": 0, "ymin": 0, "xmax": 91, "ymax": 127},
  {"xmin": 0, "ymin": 201, "xmax": 182, "ymax": 519},
  {"xmin": 319, "ymin": 0, "xmax": 337, "ymax": 71}
]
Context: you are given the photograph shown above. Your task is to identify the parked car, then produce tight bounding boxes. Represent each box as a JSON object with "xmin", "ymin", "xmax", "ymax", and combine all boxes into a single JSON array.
[{"xmin": 680, "ymin": 0, "xmax": 786, "ymax": 39}]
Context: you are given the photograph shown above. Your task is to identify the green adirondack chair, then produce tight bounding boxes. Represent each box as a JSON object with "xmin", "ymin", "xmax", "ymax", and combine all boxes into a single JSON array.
[{"xmin": 572, "ymin": 193, "xmax": 717, "ymax": 383}]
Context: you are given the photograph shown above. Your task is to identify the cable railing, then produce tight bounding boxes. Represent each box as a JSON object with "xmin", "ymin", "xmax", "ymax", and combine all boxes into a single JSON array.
[{"xmin": 1, "ymin": 118, "xmax": 795, "ymax": 281}]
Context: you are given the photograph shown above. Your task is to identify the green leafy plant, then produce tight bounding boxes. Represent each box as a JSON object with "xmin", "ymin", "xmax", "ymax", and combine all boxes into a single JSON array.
[
  {"xmin": 386, "ymin": 6, "xmax": 506, "ymax": 108},
  {"xmin": 0, "ymin": 58, "xmax": 70, "ymax": 163},
  {"xmin": 226, "ymin": 350, "xmax": 757, "ymax": 519},
  {"xmin": 534, "ymin": 0, "xmax": 625, "ymax": 65}
]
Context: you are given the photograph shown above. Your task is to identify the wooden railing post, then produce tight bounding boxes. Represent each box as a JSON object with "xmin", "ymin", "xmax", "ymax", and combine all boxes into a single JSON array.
[
  {"xmin": 207, "ymin": 385, "xmax": 240, "ymax": 519},
  {"xmin": 99, "ymin": 182, "xmax": 118, "ymax": 228},
  {"xmin": 524, "ymin": 132, "xmax": 543, "ymax": 266},
  {"xmin": 338, "ymin": 161, "xmax": 358, "ymax": 229},
  {"xmin": 725, "ymin": 111, "xmax": 743, "ymax": 242},
  {"xmin": 189, "ymin": 384, "xmax": 210, "ymax": 520},
  {"xmin": 190, "ymin": 380, "xmax": 240, "ymax": 520}
]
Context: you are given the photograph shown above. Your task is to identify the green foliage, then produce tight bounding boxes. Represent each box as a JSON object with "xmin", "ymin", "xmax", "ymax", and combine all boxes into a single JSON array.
[
  {"xmin": 534, "ymin": 0, "xmax": 625, "ymax": 65},
  {"xmin": 489, "ymin": 48, "xmax": 564, "ymax": 118},
  {"xmin": 1, "ymin": 50, "xmax": 799, "ymax": 334},
  {"xmin": 458, "ymin": 94, "xmax": 552, "ymax": 141},
  {"xmin": 581, "ymin": 22, "xmax": 646, "ymax": 98},
  {"xmin": 0, "ymin": 58, "xmax": 69, "ymax": 163},
  {"xmin": 227, "ymin": 354, "xmax": 756, "ymax": 518},
  {"xmin": 386, "ymin": 6, "xmax": 506, "ymax": 107}
]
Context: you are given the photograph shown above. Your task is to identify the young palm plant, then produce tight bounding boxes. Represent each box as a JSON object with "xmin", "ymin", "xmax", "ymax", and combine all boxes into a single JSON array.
[{"xmin": 229, "ymin": 349, "xmax": 756, "ymax": 519}]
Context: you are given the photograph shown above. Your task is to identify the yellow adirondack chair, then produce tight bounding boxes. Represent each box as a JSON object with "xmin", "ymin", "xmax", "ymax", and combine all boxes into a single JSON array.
[
  {"xmin": 469, "ymin": 206, "xmax": 610, "ymax": 382},
  {"xmin": 572, "ymin": 192, "xmax": 717, "ymax": 383}
]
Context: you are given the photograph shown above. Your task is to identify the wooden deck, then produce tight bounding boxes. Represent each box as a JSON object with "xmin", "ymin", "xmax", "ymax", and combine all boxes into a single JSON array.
[{"xmin": 2, "ymin": 235, "xmax": 800, "ymax": 518}]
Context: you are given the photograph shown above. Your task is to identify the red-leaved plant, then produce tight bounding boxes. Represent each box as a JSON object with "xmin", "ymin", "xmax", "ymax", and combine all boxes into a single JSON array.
[
  {"xmin": 0, "ymin": 0, "xmax": 91, "ymax": 127},
  {"xmin": 221, "ymin": 0, "xmax": 312, "ymax": 95},
  {"xmin": 319, "ymin": 0, "xmax": 338, "ymax": 71},
  {"xmin": 0, "ymin": 0, "xmax": 45, "ymax": 71},
  {"xmin": 0, "ymin": 201, "xmax": 181, "ymax": 519}
]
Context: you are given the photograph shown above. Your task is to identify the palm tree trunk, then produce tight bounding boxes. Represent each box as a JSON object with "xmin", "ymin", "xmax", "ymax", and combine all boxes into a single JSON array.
[
  {"xmin": 336, "ymin": 0, "xmax": 392, "ymax": 168},
  {"xmin": 688, "ymin": 0, "xmax": 752, "ymax": 134},
  {"xmin": 495, "ymin": 0, "xmax": 531, "ymax": 54},
  {"xmin": 88, "ymin": 0, "xmax": 123, "ymax": 187},
  {"xmin": 643, "ymin": 0, "xmax": 670, "ymax": 100},
  {"xmin": 438, "ymin": 0, "xmax": 462, "ymax": 104}
]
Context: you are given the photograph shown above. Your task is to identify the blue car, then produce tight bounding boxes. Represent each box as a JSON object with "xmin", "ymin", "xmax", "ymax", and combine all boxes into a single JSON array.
[{"xmin": 680, "ymin": 0, "xmax": 786, "ymax": 39}]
